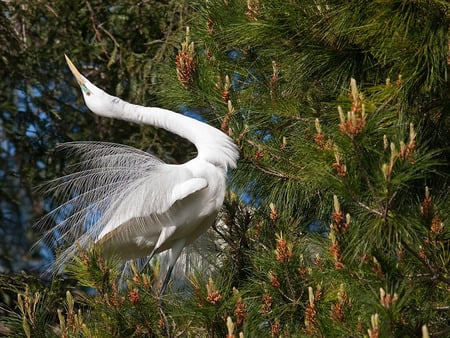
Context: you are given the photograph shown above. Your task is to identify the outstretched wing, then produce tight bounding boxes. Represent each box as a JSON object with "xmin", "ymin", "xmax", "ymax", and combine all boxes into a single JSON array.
[{"xmin": 35, "ymin": 141, "xmax": 204, "ymax": 271}]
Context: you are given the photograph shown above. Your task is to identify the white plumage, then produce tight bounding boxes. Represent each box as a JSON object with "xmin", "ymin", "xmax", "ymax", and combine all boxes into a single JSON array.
[{"xmin": 38, "ymin": 56, "xmax": 239, "ymax": 293}]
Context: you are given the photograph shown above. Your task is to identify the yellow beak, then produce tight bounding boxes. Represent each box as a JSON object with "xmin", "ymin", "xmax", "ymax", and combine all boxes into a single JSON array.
[{"xmin": 65, "ymin": 54, "xmax": 85, "ymax": 86}]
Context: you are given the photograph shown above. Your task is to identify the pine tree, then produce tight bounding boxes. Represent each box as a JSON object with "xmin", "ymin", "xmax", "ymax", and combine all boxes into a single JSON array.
[{"xmin": 154, "ymin": 0, "xmax": 449, "ymax": 336}]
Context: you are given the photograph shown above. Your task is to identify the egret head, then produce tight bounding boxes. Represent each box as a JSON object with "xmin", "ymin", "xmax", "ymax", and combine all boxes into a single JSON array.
[
  {"xmin": 65, "ymin": 55, "xmax": 102, "ymax": 98},
  {"xmin": 65, "ymin": 55, "xmax": 114, "ymax": 116}
]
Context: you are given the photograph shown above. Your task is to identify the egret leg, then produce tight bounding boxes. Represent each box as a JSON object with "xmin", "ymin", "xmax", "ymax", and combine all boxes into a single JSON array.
[
  {"xmin": 139, "ymin": 227, "xmax": 170, "ymax": 275},
  {"xmin": 151, "ymin": 238, "xmax": 186, "ymax": 295},
  {"xmin": 141, "ymin": 254, "xmax": 154, "ymax": 273},
  {"xmin": 139, "ymin": 225, "xmax": 178, "ymax": 277},
  {"xmin": 157, "ymin": 263, "xmax": 174, "ymax": 336},
  {"xmin": 155, "ymin": 239, "xmax": 186, "ymax": 336},
  {"xmin": 160, "ymin": 264, "xmax": 175, "ymax": 296}
]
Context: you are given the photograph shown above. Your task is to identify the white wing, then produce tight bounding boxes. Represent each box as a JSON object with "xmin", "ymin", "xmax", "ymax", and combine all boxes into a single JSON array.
[
  {"xmin": 95, "ymin": 165, "xmax": 208, "ymax": 257},
  {"xmin": 36, "ymin": 141, "xmax": 207, "ymax": 270}
]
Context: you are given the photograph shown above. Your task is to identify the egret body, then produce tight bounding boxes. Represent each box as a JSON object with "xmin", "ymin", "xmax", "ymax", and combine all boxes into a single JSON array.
[{"xmin": 41, "ymin": 56, "xmax": 239, "ymax": 293}]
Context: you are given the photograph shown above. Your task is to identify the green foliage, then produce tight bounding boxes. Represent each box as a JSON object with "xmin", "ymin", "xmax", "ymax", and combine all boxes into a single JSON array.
[{"xmin": 1, "ymin": 0, "xmax": 449, "ymax": 337}]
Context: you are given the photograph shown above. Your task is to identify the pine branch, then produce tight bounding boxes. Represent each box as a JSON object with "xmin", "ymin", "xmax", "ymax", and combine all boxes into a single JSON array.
[{"xmin": 401, "ymin": 240, "xmax": 450, "ymax": 286}]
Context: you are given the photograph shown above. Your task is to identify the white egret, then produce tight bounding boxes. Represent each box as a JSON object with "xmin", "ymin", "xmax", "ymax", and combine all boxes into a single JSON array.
[{"xmin": 40, "ymin": 55, "xmax": 239, "ymax": 294}]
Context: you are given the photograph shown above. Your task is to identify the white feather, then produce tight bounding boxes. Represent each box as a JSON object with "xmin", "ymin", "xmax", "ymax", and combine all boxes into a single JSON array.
[{"xmin": 36, "ymin": 57, "xmax": 239, "ymax": 292}]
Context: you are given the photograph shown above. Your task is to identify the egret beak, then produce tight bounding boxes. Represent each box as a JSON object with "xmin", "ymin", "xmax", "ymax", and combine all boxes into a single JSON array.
[{"xmin": 65, "ymin": 54, "xmax": 85, "ymax": 86}]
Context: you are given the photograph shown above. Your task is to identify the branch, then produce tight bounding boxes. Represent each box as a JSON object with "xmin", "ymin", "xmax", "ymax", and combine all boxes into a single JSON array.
[
  {"xmin": 245, "ymin": 139, "xmax": 305, "ymax": 180},
  {"xmin": 85, "ymin": 0, "xmax": 109, "ymax": 57},
  {"xmin": 356, "ymin": 201, "xmax": 384, "ymax": 217},
  {"xmin": 401, "ymin": 240, "xmax": 450, "ymax": 286},
  {"xmin": 251, "ymin": 161, "xmax": 292, "ymax": 180}
]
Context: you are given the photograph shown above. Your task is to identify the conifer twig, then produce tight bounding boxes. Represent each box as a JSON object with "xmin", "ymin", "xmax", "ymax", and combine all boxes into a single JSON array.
[{"xmin": 401, "ymin": 240, "xmax": 450, "ymax": 286}]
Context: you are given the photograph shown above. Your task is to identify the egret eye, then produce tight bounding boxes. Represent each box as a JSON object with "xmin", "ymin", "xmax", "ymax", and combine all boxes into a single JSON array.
[{"xmin": 80, "ymin": 84, "xmax": 90, "ymax": 95}]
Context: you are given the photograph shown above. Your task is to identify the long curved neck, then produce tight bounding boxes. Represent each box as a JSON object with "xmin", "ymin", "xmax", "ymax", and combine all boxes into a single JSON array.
[
  {"xmin": 85, "ymin": 91, "xmax": 239, "ymax": 170},
  {"xmin": 119, "ymin": 102, "xmax": 210, "ymax": 144}
]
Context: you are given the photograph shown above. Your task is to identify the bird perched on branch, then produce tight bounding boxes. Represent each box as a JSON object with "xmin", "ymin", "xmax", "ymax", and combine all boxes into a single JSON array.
[{"xmin": 38, "ymin": 55, "xmax": 239, "ymax": 294}]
